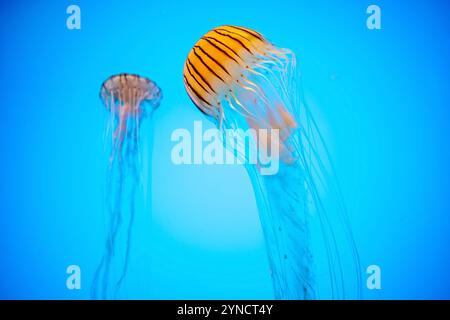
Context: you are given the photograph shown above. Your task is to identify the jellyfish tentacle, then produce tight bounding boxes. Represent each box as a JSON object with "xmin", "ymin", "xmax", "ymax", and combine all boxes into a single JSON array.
[{"xmin": 300, "ymin": 96, "xmax": 363, "ymax": 297}]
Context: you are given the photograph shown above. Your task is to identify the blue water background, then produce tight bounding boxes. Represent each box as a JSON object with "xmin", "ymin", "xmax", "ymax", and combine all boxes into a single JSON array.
[{"xmin": 0, "ymin": 0, "xmax": 449, "ymax": 299}]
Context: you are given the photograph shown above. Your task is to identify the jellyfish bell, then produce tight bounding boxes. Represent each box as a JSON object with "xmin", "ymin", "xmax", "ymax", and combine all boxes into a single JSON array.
[{"xmin": 100, "ymin": 73, "xmax": 162, "ymax": 113}]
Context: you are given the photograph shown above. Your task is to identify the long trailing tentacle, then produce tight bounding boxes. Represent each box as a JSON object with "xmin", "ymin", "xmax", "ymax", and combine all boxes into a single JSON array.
[
  {"xmin": 290, "ymin": 51, "xmax": 362, "ymax": 298},
  {"xmin": 218, "ymin": 43, "xmax": 361, "ymax": 299}
]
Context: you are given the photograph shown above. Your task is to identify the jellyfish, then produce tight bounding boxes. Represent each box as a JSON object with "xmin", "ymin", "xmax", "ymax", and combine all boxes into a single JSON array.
[
  {"xmin": 92, "ymin": 73, "xmax": 162, "ymax": 299},
  {"xmin": 183, "ymin": 26, "xmax": 361, "ymax": 299}
]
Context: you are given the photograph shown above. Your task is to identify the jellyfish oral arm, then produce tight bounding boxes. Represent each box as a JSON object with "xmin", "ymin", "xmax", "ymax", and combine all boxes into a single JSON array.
[
  {"xmin": 249, "ymin": 146, "xmax": 315, "ymax": 299},
  {"xmin": 113, "ymin": 104, "xmax": 131, "ymax": 147}
]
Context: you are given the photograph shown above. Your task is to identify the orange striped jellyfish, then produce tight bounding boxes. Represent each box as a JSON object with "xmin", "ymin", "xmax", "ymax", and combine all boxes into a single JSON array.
[
  {"xmin": 183, "ymin": 26, "xmax": 361, "ymax": 299},
  {"xmin": 92, "ymin": 73, "xmax": 162, "ymax": 299}
]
